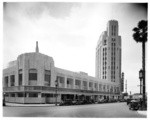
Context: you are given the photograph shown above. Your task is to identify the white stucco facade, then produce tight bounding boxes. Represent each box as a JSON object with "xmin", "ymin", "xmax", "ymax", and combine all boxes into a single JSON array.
[{"xmin": 3, "ymin": 20, "xmax": 122, "ymax": 104}]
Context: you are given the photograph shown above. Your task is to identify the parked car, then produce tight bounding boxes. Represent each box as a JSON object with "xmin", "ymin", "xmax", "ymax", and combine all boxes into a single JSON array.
[
  {"xmin": 98, "ymin": 99, "xmax": 108, "ymax": 104},
  {"xmin": 81, "ymin": 99, "xmax": 92, "ymax": 105},
  {"xmin": 72, "ymin": 100, "xmax": 78, "ymax": 105},
  {"xmin": 126, "ymin": 99, "xmax": 133, "ymax": 105},
  {"xmin": 59, "ymin": 99, "xmax": 73, "ymax": 106},
  {"xmin": 75, "ymin": 100, "xmax": 83, "ymax": 105},
  {"xmin": 129, "ymin": 100, "xmax": 140, "ymax": 110},
  {"xmin": 109, "ymin": 99, "xmax": 117, "ymax": 103},
  {"xmin": 118, "ymin": 99, "xmax": 126, "ymax": 102}
]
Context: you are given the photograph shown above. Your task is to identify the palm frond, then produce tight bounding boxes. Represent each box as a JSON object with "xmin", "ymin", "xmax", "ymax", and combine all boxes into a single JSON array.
[{"xmin": 132, "ymin": 20, "xmax": 148, "ymax": 43}]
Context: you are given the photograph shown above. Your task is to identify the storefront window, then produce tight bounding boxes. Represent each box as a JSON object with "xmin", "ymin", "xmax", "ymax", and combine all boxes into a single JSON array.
[{"xmin": 29, "ymin": 93, "xmax": 38, "ymax": 97}]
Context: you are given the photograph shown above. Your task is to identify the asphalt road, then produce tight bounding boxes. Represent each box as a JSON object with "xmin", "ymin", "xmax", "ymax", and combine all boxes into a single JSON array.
[{"xmin": 3, "ymin": 102, "xmax": 146, "ymax": 118}]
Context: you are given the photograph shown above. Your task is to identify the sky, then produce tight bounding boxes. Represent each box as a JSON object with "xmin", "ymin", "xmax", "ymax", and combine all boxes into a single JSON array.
[{"xmin": 3, "ymin": 2, "xmax": 148, "ymax": 94}]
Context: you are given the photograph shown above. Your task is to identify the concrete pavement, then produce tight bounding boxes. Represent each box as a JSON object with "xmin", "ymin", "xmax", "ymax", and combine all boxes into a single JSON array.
[{"xmin": 3, "ymin": 102, "xmax": 146, "ymax": 117}]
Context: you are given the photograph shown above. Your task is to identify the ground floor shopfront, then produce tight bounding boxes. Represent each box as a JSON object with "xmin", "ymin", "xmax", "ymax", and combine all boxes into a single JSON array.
[{"xmin": 3, "ymin": 86, "xmax": 120, "ymax": 104}]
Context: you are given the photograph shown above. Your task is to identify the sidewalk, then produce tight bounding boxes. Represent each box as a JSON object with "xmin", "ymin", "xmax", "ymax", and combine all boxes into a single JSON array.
[
  {"xmin": 137, "ymin": 110, "xmax": 147, "ymax": 116},
  {"xmin": 5, "ymin": 102, "xmax": 56, "ymax": 107}
]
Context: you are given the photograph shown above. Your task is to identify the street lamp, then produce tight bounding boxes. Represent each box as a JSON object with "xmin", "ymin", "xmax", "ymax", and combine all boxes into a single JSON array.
[
  {"xmin": 139, "ymin": 69, "xmax": 143, "ymax": 94},
  {"xmin": 55, "ymin": 78, "xmax": 58, "ymax": 106},
  {"xmin": 3, "ymin": 93, "xmax": 6, "ymax": 106}
]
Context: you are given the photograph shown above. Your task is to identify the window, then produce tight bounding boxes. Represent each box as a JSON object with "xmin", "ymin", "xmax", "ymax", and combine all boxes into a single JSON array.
[
  {"xmin": 103, "ymin": 85, "xmax": 106, "ymax": 91},
  {"xmin": 107, "ymin": 85, "xmax": 109, "ymax": 90},
  {"xmin": 99, "ymin": 84, "xmax": 102, "ymax": 91},
  {"xmin": 45, "ymin": 70, "xmax": 51, "ymax": 86},
  {"xmin": 75, "ymin": 80, "xmax": 80, "ymax": 85},
  {"xmin": 42, "ymin": 93, "xmax": 53, "ymax": 97},
  {"xmin": 29, "ymin": 93, "xmax": 38, "ymax": 97},
  {"xmin": 95, "ymin": 83, "xmax": 97, "ymax": 88},
  {"xmin": 114, "ymin": 26, "xmax": 116, "ymax": 36},
  {"xmin": 104, "ymin": 39, "xmax": 107, "ymax": 45},
  {"xmin": 29, "ymin": 69, "xmax": 37, "ymax": 80},
  {"xmin": 67, "ymin": 80, "xmax": 70, "ymax": 84},
  {"xmin": 19, "ymin": 69, "xmax": 22, "ymax": 86},
  {"xmin": 89, "ymin": 82, "xmax": 91, "ymax": 87},
  {"xmin": 10, "ymin": 93, "xmax": 15, "ymax": 97},
  {"xmin": 4, "ymin": 76, "xmax": 8, "ymax": 87},
  {"xmin": 10, "ymin": 75, "xmax": 15, "ymax": 86},
  {"xmin": 112, "ymin": 25, "xmax": 113, "ymax": 36},
  {"xmin": 18, "ymin": 93, "xmax": 24, "ymax": 97}
]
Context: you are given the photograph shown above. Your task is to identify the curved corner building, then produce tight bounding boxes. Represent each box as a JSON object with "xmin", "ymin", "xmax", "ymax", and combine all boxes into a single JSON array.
[{"xmin": 3, "ymin": 20, "xmax": 122, "ymax": 104}]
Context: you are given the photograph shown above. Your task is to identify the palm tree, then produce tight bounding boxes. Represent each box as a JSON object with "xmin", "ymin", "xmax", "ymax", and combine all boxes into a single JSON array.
[{"xmin": 132, "ymin": 20, "xmax": 147, "ymax": 109}]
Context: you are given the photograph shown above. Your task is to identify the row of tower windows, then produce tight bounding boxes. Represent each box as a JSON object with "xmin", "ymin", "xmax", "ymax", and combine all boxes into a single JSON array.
[
  {"xmin": 102, "ymin": 47, "xmax": 107, "ymax": 79},
  {"xmin": 103, "ymin": 66, "xmax": 118, "ymax": 70},
  {"xmin": 111, "ymin": 38, "xmax": 116, "ymax": 81},
  {"xmin": 111, "ymin": 25, "xmax": 117, "ymax": 36},
  {"xmin": 103, "ymin": 76, "xmax": 107, "ymax": 79}
]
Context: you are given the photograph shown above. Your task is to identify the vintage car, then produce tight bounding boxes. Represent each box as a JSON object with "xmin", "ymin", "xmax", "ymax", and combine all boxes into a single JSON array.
[{"xmin": 129, "ymin": 100, "xmax": 140, "ymax": 110}]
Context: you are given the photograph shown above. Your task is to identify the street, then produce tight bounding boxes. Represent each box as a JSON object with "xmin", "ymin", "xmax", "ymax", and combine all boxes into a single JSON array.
[{"xmin": 3, "ymin": 102, "xmax": 146, "ymax": 118}]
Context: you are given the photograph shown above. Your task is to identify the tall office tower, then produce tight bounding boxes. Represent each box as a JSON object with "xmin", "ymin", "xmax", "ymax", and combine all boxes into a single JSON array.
[{"xmin": 96, "ymin": 20, "xmax": 121, "ymax": 85}]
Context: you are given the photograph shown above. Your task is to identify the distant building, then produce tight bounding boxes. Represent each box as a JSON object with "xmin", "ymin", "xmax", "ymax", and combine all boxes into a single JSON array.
[
  {"xmin": 3, "ymin": 20, "xmax": 122, "ymax": 104},
  {"xmin": 121, "ymin": 72, "xmax": 124, "ymax": 92}
]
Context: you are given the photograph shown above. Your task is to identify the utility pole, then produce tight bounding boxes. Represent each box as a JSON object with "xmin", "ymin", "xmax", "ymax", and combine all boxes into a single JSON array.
[
  {"xmin": 55, "ymin": 77, "xmax": 59, "ymax": 106},
  {"xmin": 139, "ymin": 69, "xmax": 143, "ymax": 95}
]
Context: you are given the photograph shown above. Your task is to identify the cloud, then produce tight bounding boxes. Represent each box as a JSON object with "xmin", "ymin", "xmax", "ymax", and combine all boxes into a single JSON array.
[{"xmin": 4, "ymin": 2, "xmax": 81, "ymax": 21}]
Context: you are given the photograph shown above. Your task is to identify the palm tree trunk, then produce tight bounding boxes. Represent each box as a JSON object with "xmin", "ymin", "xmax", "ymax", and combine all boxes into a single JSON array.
[{"xmin": 142, "ymin": 41, "xmax": 146, "ymax": 108}]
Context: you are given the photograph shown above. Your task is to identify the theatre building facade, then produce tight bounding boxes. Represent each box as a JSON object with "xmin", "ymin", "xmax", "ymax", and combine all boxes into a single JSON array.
[{"xmin": 3, "ymin": 20, "xmax": 122, "ymax": 104}]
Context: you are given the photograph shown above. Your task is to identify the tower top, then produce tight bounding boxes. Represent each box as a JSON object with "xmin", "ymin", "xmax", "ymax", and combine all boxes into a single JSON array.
[
  {"xmin": 107, "ymin": 20, "xmax": 119, "ymax": 36},
  {"xmin": 36, "ymin": 41, "xmax": 39, "ymax": 53}
]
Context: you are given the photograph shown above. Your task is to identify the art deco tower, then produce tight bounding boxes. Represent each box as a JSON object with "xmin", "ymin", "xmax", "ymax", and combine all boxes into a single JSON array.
[{"xmin": 96, "ymin": 20, "xmax": 121, "ymax": 85}]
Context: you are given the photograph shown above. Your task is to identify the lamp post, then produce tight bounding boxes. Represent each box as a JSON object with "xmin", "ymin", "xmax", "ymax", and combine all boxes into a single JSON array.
[
  {"xmin": 139, "ymin": 69, "xmax": 144, "ymax": 109},
  {"xmin": 55, "ymin": 79, "xmax": 58, "ymax": 106},
  {"xmin": 139, "ymin": 69, "xmax": 143, "ymax": 95},
  {"xmin": 3, "ymin": 93, "xmax": 6, "ymax": 106}
]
